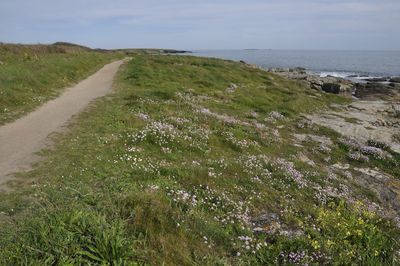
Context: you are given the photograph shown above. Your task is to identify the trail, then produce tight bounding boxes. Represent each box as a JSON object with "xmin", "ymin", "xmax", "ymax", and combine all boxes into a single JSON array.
[{"xmin": 0, "ymin": 60, "xmax": 124, "ymax": 189}]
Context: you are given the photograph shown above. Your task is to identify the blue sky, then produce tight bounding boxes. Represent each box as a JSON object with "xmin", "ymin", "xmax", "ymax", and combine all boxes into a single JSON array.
[{"xmin": 1, "ymin": 0, "xmax": 399, "ymax": 50}]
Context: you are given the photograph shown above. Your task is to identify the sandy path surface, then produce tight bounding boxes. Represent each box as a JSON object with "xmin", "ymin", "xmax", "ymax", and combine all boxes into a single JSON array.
[{"xmin": 0, "ymin": 60, "xmax": 124, "ymax": 189}]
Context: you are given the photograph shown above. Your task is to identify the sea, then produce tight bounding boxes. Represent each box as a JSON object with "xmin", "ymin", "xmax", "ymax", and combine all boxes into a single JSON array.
[{"xmin": 190, "ymin": 50, "xmax": 400, "ymax": 82}]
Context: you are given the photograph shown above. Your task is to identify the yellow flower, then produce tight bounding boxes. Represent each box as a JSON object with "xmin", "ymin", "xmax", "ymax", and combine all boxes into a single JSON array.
[
  {"xmin": 355, "ymin": 200, "xmax": 363, "ymax": 207},
  {"xmin": 311, "ymin": 240, "xmax": 320, "ymax": 250},
  {"xmin": 374, "ymin": 250, "xmax": 380, "ymax": 256}
]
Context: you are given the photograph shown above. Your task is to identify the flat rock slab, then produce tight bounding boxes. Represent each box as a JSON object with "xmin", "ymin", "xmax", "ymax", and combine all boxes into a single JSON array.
[
  {"xmin": 308, "ymin": 100, "xmax": 400, "ymax": 153},
  {"xmin": 0, "ymin": 60, "xmax": 124, "ymax": 189}
]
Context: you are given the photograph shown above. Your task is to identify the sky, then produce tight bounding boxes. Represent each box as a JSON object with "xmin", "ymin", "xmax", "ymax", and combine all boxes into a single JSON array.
[{"xmin": 1, "ymin": 0, "xmax": 399, "ymax": 50}]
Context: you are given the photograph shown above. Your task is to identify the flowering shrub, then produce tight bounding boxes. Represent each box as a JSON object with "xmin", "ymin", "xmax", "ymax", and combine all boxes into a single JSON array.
[
  {"xmin": 340, "ymin": 137, "xmax": 392, "ymax": 161},
  {"xmin": 273, "ymin": 158, "xmax": 308, "ymax": 188},
  {"xmin": 339, "ymin": 137, "xmax": 363, "ymax": 150},
  {"xmin": 238, "ymin": 154, "xmax": 272, "ymax": 182},
  {"xmin": 222, "ymin": 132, "xmax": 259, "ymax": 150},
  {"xmin": 360, "ymin": 146, "xmax": 387, "ymax": 160},
  {"xmin": 129, "ymin": 121, "xmax": 177, "ymax": 147},
  {"xmin": 367, "ymin": 139, "xmax": 390, "ymax": 150},
  {"xmin": 348, "ymin": 151, "xmax": 369, "ymax": 162},
  {"xmin": 311, "ymin": 201, "xmax": 398, "ymax": 265},
  {"xmin": 198, "ymin": 107, "xmax": 247, "ymax": 125},
  {"xmin": 136, "ymin": 112, "xmax": 150, "ymax": 121}
]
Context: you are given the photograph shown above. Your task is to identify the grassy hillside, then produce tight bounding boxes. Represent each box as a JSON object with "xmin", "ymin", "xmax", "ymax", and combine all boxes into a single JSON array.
[
  {"xmin": 0, "ymin": 43, "xmax": 121, "ymax": 125},
  {"xmin": 0, "ymin": 55, "xmax": 399, "ymax": 265}
]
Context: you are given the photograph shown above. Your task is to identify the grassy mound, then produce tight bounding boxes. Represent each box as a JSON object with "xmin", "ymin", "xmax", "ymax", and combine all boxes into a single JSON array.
[{"xmin": 0, "ymin": 55, "xmax": 399, "ymax": 265}]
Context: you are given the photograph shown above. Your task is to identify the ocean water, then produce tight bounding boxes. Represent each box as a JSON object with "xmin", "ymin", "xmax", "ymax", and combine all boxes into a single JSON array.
[{"xmin": 191, "ymin": 50, "xmax": 400, "ymax": 79}]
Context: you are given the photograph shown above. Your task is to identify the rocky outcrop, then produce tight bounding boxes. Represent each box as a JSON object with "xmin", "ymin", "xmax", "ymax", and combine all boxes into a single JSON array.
[
  {"xmin": 267, "ymin": 68, "xmax": 400, "ymax": 100},
  {"xmin": 353, "ymin": 168, "xmax": 400, "ymax": 217},
  {"xmin": 252, "ymin": 212, "xmax": 304, "ymax": 238},
  {"xmin": 392, "ymin": 104, "xmax": 400, "ymax": 118},
  {"xmin": 354, "ymin": 82, "xmax": 400, "ymax": 100},
  {"xmin": 364, "ymin": 77, "xmax": 391, "ymax": 82},
  {"xmin": 390, "ymin": 77, "xmax": 400, "ymax": 83},
  {"xmin": 267, "ymin": 68, "xmax": 354, "ymax": 95},
  {"xmin": 322, "ymin": 83, "xmax": 341, "ymax": 93}
]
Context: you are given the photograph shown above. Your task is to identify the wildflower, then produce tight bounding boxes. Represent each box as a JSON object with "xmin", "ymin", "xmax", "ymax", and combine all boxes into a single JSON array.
[
  {"xmin": 136, "ymin": 112, "xmax": 150, "ymax": 121},
  {"xmin": 348, "ymin": 151, "xmax": 369, "ymax": 162},
  {"xmin": 274, "ymin": 158, "xmax": 307, "ymax": 188},
  {"xmin": 312, "ymin": 240, "xmax": 320, "ymax": 250},
  {"xmin": 360, "ymin": 146, "xmax": 387, "ymax": 160}
]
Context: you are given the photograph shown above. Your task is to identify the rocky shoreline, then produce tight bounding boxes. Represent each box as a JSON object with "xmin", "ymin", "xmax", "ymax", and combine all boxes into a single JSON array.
[
  {"xmin": 266, "ymin": 67, "xmax": 400, "ymax": 100},
  {"xmin": 262, "ymin": 66, "xmax": 400, "ymax": 150}
]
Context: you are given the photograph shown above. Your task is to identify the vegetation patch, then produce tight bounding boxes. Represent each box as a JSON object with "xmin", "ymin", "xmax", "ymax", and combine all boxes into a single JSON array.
[{"xmin": 0, "ymin": 55, "xmax": 399, "ymax": 265}]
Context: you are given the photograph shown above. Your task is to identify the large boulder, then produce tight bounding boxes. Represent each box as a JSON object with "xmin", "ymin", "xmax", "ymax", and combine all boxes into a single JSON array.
[
  {"xmin": 364, "ymin": 77, "xmax": 390, "ymax": 82},
  {"xmin": 390, "ymin": 77, "xmax": 400, "ymax": 83},
  {"xmin": 322, "ymin": 83, "xmax": 341, "ymax": 93},
  {"xmin": 392, "ymin": 104, "xmax": 400, "ymax": 118},
  {"xmin": 321, "ymin": 82, "xmax": 354, "ymax": 94},
  {"xmin": 354, "ymin": 82, "xmax": 395, "ymax": 99}
]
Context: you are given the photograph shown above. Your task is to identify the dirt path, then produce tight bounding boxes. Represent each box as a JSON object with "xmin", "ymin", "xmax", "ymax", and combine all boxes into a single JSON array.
[{"xmin": 0, "ymin": 60, "xmax": 124, "ymax": 189}]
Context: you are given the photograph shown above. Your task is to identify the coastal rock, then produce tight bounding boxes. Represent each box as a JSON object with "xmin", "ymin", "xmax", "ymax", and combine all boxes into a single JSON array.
[
  {"xmin": 322, "ymin": 83, "xmax": 341, "ymax": 93},
  {"xmin": 354, "ymin": 82, "xmax": 396, "ymax": 99},
  {"xmin": 251, "ymin": 212, "xmax": 304, "ymax": 238},
  {"xmin": 289, "ymin": 67, "xmax": 307, "ymax": 74},
  {"xmin": 252, "ymin": 213, "xmax": 281, "ymax": 234},
  {"xmin": 364, "ymin": 77, "xmax": 390, "ymax": 82},
  {"xmin": 268, "ymin": 68, "xmax": 354, "ymax": 95},
  {"xmin": 392, "ymin": 104, "xmax": 400, "ymax": 118},
  {"xmin": 309, "ymin": 79, "xmax": 324, "ymax": 90},
  {"xmin": 354, "ymin": 168, "xmax": 400, "ymax": 213},
  {"xmin": 339, "ymin": 83, "xmax": 355, "ymax": 94},
  {"xmin": 268, "ymin": 67, "xmax": 398, "ymax": 99},
  {"xmin": 390, "ymin": 77, "xmax": 400, "ymax": 83},
  {"xmin": 226, "ymin": 83, "xmax": 238, "ymax": 93}
]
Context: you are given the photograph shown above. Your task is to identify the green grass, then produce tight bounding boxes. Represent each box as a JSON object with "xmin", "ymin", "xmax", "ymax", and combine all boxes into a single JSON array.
[
  {"xmin": 0, "ymin": 55, "xmax": 399, "ymax": 265},
  {"xmin": 0, "ymin": 44, "xmax": 121, "ymax": 125}
]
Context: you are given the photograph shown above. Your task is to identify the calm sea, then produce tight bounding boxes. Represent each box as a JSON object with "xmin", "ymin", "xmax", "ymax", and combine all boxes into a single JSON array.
[{"xmin": 191, "ymin": 50, "xmax": 400, "ymax": 79}]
